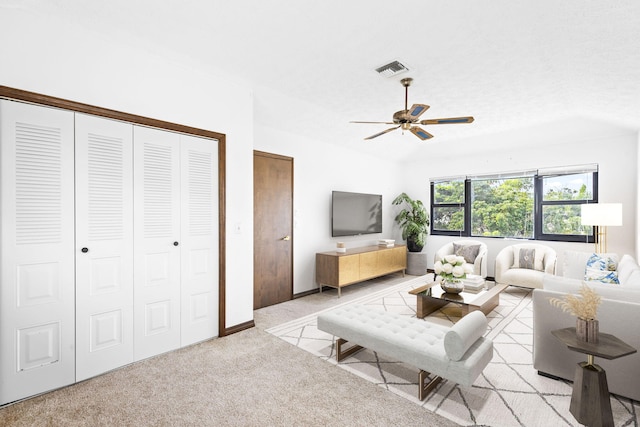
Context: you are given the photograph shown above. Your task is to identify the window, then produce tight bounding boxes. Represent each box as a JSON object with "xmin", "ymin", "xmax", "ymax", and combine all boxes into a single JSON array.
[
  {"xmin": 470, "ymin": 174, "xmax": 534, "ymax": 238},
  {"xmin": 535, "ymin": 170, "xmax": 597, "ymax": 242},
  {"xmin": 430, "ymin": 165, "xmax": 597, "ymax": 242},
  {"xmin": 431, "ymin": 179, "xmax": 466, "ymax": 235}
]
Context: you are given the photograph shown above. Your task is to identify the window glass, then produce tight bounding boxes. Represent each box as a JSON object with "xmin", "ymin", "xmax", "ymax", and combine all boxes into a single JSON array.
[
  {"xmin": 470, "ymin": 177, "xmax": 534, "ymax": 238},
  {"xmin": 541, "ymin": 205, "xmax": 593, "ymax": 236},
  {"xmin": 542, "ymin": 173, "xmax": 593, "ymax": 201},
  {"xmin": 433, "ymin": 180, "xmax": 464, "ymax": 204},
  {"xmin": 432, "ymin": 206, "xmax": 464, "ymax": 231}
]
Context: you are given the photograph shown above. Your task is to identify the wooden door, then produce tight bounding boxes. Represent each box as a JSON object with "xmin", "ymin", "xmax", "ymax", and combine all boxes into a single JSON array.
[
  {"xmin": 179, "ymin": 134, "xmax": 218, "ymax": 346},
  {"xmin": 0, "ymin": 100, "xmax": 76, "ymax": 404},
  {"xmin": 133, "ymin": 126, "xmax": 181, "ymax": 361},
  {"xmin": 253, "ymin": 151, "xmax": 293, "ymax": 309},
  {"xmin": 75, "ymin": 114, "xmax": 134, "ymax": 381}
]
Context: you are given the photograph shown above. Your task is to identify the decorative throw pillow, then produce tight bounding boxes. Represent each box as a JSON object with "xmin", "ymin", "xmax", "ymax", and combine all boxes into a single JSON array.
[
  {"xmin": 511, "ymin": 245, "xmax": 544, "ymax": 271},
  {"xmin": 585, "ymin": 268, "xmax": 619, "ymax": 284},
  {"xmin": 584, "ymin": 253, "xmax": 620, "ymax": 284},
  {"xmin": 514, "ymin": 248, "xmax": 536, "ymax": 269},
  {"xmin": 453, "ymin": 243, "xmax": 481, "ymax": 264},
  {"xmin": 585, "ymin": 253, "xmax": 618, "ymax": 272}
]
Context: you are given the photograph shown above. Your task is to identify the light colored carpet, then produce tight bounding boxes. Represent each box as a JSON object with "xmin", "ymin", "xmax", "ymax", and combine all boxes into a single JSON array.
[
  {"xmin": 267, "ymin": 275, "xmax": 640, "ymax": 427},
  {"xmin": 0, "ymin": 273, "xmax": 457, "ymax": 427}
]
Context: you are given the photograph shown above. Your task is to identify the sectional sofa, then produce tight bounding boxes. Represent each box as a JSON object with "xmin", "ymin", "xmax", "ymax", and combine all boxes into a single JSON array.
[{"xmin": 532, "ymin": 251, "xmax": 640, "ymax": 401}]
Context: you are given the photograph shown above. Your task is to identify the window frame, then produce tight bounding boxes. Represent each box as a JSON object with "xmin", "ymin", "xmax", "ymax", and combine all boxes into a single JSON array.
[
  {"xmin": 430, "ymin": 168, "xmax": 598, "ymax": 243},
  {"xmin": 534, "ymin": 172, "xmax": 598, "ymax": 243},
  {"xmin": 430, "ymin": 179, "xmax": 468, "ymax": 236}
]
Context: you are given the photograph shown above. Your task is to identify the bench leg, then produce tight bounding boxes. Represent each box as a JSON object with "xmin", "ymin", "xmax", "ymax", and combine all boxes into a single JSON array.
[
  {"xmin": 335, "ymin": 338, "xmax": 364, "ymax": 362},
  {"xmin": 418, "ymin": 370, "xmax": 442, "ymax": 400}
]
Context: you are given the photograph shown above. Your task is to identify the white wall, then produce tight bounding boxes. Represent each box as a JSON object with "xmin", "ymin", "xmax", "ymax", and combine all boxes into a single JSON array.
[
  {"xmin": 0, "ymin": 7, "xmax": 255, "ymax": 328},
  {"xmin": 402, "ymin": 119, "xmax": 638, "ymax": 277},
  {"xmin": 253, "ymin": 123, "xmax": 405, "ymax": 294}
]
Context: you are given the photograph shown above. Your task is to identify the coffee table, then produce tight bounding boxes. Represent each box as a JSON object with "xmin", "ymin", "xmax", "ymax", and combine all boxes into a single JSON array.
[{"xmin": 408, "ymin": 282, "xmax": 508, "ymax": 318}]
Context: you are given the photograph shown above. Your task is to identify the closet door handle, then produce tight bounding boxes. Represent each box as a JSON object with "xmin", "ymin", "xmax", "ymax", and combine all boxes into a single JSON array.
[
  {"xmin": 81, "ymin": 247, "xmax": 89, "ymax": 253},
  {"xmin": 173, "ymin": 241, "xmax": 179, "ymax": 246}
]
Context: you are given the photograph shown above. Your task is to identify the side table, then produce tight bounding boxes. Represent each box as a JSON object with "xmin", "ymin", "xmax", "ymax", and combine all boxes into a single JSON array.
[{"xmin": 551, "ymin": 327, "xmax": 637, "ymax": 427}]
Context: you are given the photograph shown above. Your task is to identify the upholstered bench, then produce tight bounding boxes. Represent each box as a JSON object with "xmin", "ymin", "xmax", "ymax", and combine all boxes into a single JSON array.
[{"xmin": 317, "ymin": 304, "xmax": 493, "ymax": 400}]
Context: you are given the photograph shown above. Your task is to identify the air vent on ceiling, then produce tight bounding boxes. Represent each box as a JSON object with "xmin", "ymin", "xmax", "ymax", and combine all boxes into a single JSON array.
[{"xmin": 375, "ymin": 60, "xmax": 409, "ymax": 77}]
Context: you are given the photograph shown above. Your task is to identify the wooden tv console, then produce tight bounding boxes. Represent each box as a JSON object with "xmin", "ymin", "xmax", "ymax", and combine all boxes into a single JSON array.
[{"xmin": 316, "ymin": 245, "xmax": 407, "ymax": 296}]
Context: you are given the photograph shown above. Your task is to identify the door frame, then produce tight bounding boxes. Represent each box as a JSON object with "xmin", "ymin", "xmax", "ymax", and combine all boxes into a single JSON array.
[{"xmin": 0, "ymin": 86, "xmax": 235, "ymax": 337}]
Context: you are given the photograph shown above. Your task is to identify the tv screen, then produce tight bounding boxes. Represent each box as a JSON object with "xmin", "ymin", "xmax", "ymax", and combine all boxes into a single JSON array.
[{"xmin": 332, "ymin": 191, "xmax": 383, "ymax": 237}]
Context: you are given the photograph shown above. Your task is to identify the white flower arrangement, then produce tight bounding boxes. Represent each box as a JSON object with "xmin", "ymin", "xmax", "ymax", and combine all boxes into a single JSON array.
[{"xmin": 434, "ymin": 254, "xmax": 473, "ymax": 284}]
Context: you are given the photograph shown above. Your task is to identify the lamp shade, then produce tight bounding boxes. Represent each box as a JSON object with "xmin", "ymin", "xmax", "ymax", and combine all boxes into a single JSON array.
[{"xmin": 580, "ymin": 203, "xmax": 623, "ymax": 226}]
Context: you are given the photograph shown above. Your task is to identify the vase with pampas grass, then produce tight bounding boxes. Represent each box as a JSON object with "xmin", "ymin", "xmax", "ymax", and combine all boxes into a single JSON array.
[{"xmin": 548, "ymin": 284, "xmax": 602, "ymax": 343}]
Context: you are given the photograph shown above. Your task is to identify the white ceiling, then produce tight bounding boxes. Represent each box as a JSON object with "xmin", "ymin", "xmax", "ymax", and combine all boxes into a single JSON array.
[{"xmin": 24, "ymin": 0, "xmax": 640, "ymax": 161}]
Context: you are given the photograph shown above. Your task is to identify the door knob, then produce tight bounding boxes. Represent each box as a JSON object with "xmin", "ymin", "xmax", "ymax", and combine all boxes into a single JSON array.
[
  {"xmin": 173, "ymin": 241, "xmax": 179, "ymax": 246},
  {"xmin": 81, "ymin": 247, "xmax": 89, "ymax": 253},
  {"xmin": 282, "ymin": 235, "xmax": 291, "ymax": 241}
]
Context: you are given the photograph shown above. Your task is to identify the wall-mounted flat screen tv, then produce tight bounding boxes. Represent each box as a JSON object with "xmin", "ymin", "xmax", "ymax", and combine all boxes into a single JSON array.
[{"xmin": 332, "ymin": 191, "xmax": 383, "ymax": 237}]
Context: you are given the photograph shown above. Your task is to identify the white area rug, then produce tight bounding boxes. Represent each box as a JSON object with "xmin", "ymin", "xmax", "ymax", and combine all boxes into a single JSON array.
[{"xmin": 267, "ymin": 276, "xmax": 639, "ymax": 426}]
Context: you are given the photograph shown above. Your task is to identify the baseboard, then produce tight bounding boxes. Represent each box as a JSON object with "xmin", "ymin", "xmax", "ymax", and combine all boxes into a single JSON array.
[
  {"xmin": 294, "ymin": 287, "xmax": 327, "ymax": 299},
  {"xmin": 537, "ymin": 370, "xmax": 565, "ymax": 381},
  {"xmin": 222, "ymin": 319, "xmax": 255, "ymax": 336}
]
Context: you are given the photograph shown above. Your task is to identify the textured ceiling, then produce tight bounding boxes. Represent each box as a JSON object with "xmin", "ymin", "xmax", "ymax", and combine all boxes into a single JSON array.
[{"xmin": 16, "ymin": 0, "xmax": 640, "ymax": 161}]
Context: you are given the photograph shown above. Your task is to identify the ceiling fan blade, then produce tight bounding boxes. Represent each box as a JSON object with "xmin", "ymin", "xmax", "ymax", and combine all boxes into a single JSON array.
[
  {"xmin": 350, "ymin": 121, "xmax": 395, "ymax": 124},
  {"xmin": 409, "ymin": 126, "xmax": 433, "ymax": 141},
  {"xmin": 364, "ymin": 126, "xmax": 400, "ymax": 140},
  {"xmin": 420, "ymin": 116, "xmax": 475, "ymax": 125},
  {"xmin": 407, "ymin": 104, "xmax": 430, "ymax": 119}
]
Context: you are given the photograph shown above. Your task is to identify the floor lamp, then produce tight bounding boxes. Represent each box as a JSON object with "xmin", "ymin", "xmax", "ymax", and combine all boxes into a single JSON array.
[{"xmin": 580, "ymin": 203, "xmax": 622, "ymax": 253}]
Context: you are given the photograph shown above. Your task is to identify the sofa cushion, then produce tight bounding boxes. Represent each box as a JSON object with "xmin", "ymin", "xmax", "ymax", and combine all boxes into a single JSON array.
[
  {"xmin": 512, "ymin": 244, "xmax": 544, "ymax": 271},
  {"xmin": 584, "ymin": 253, "xmax": 620, "ymax": 284},
  {"xmin": 542, "ymin": 274, "xmax": 640, "ymax": 303},
  {"xmin": 618, "ymin": 254, "xmax": 640, "ymax": 285},
  {"xmin": 453, "ymin": 243, "xmax": 480, "ymax": 264},
  {"xmin": 501, "ymin": 268, "xmax": 546, "ymax": 289},
  {"xmin": 562, "ymin": 251, "xmax": 592, "ymax": 279}
]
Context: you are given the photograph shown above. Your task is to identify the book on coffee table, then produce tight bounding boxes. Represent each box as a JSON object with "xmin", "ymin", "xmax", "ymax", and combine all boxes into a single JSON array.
[{"xmin": 462, "ymin": 275, "xmax": 485, "ymax": 291}]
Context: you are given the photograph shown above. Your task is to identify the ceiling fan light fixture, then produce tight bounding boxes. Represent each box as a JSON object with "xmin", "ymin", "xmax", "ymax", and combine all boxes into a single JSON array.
[{"xmin": 375, "ymin": 60, "xmax": 409, "ymax": 77}]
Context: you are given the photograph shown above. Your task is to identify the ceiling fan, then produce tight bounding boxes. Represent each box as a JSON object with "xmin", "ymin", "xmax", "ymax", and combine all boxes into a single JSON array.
[{"xmin": 351, "ymin": 77, "xmax": 474, "ymax": 141}]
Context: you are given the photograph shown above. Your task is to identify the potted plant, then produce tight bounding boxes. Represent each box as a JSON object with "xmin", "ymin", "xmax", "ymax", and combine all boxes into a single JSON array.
[{"xmin": 392, "ymin": 192, "xmax": 429, "ymax": 252}]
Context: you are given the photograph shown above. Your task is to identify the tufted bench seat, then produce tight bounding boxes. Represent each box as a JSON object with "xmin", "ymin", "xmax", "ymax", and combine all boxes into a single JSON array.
[{"xmin": 317, "ymin": 304, "xmax": 493, "ymax": 400}]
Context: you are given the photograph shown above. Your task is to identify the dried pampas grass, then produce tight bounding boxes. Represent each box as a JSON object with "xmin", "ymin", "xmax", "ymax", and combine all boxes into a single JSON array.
[{"xmin": 548, "ymin": 283, "xmax": 602, "ymax": 320}]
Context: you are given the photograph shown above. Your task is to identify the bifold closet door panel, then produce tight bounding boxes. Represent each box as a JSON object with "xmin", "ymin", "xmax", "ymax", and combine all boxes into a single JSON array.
[
  {"xmin": 75, "ymin": 114, "xmax": 134, "ymax": 381},
  {"xmin": 180, "ymin": 134, "xmax": 219, "ymax": 346},
  {"xmin": 133, "ymin": 126, "xmax": 181, "ymax": 361},
  {"xmin": 0, "ymin": 100, "xmax": 76, "ymax": 405}
]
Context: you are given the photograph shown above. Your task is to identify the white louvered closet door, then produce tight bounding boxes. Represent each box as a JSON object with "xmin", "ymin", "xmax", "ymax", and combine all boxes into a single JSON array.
[
  {"xmin": 0, "ymin": 100, "xmax": 75, "ymax": 405},
  {"xmin": 180, "ymin": 134, "xmax": 218, "ymax": 346},
  {"xmin": 133, "ymin": 126, "xmax": 181, "ymax": 361},
  {"xmin": 75, "ymin": 114, "xmax": 134, "ymax": 381}
]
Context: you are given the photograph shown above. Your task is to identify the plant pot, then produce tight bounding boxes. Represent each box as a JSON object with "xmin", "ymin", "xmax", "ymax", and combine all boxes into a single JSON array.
[
  {"xmin": 576, "ymin": 318, "xmax": 599, "ymax": 343},
  {"xmin": 406, "ymin": 236, "xmax": 424, "ymax": 253}
]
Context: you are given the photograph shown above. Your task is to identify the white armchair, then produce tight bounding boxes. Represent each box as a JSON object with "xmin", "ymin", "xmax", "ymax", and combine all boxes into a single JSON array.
[
  {"xmin": 494, "ymin": 243, "xmax": 557, "ymax": 289},
  {"xmin": 435, "ymin": 240, "xmax": 488, "ymax": 278}
]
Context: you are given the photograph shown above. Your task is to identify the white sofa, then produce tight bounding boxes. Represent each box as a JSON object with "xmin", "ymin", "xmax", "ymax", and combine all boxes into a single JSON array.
[
  {"xmin": 435, "ymin": 240, "xmax": 488, "ymax": 278},
  {"xmin": 532, "ymin": 251, "xmax": 640, "ymax": 401},
  {"xmin": 495, "ymin": 243, "xmax": 557, "ymax": 289}
]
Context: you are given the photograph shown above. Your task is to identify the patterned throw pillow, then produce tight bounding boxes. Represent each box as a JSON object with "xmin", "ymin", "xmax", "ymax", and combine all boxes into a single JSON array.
[
  {"xmin": 511, "ymin": 245, "xmax": 544, "ymax": 271},
  {"xmin": 453, "ymin": 243, "xmax": 481, "ymax": 264},
  {"xmin": 585, "ymin": 253, "xmax": 620, "ymax": 284},
  {"xmin": 514, "ymin": 248, "xmax": 536, "ymax": 270}
]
